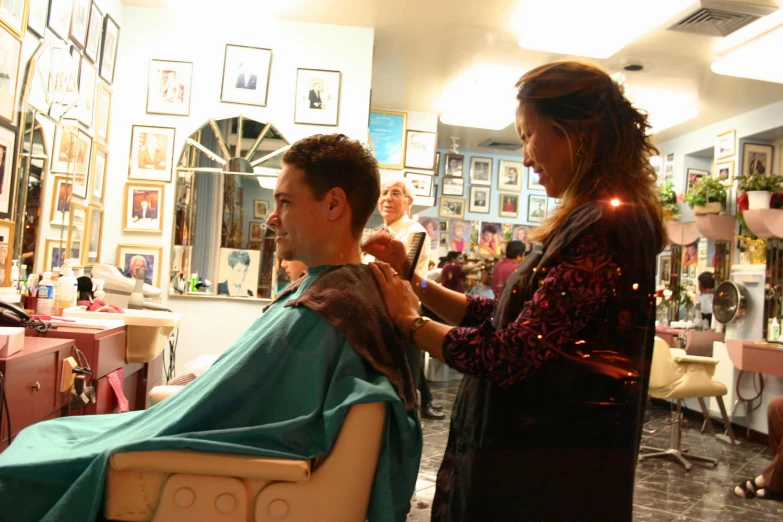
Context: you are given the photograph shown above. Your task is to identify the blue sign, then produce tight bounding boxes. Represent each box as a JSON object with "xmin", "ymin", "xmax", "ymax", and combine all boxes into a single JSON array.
[{"xmin": 368, "ymin": 110, "xmax": 406, "ymax": 168}]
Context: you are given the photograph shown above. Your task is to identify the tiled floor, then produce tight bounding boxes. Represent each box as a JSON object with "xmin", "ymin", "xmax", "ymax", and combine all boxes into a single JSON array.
[{"xmin": 407, "ymin": 373, "xmax": 783, "ymax": 521}]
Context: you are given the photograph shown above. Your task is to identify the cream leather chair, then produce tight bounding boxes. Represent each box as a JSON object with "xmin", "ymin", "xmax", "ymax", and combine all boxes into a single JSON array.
[
  {"xmin": 639, "ymin": 337, "xmax": 737, "ymax": 471},
  {"xmin": 104, "ymin": 387, "xmax": 386, "ymax": 522}
]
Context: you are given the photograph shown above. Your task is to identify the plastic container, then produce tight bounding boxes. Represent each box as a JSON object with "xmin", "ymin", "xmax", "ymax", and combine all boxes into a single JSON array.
[
  {"xmin": 37, "ymin": 272, "xmax": 56, "ymax": 315},
  {"xmin": 771, "ymin": 318, "xmax": 780, "ymax": 342},
  {"xmin": 10, "ymin": 260, "xmax": 18, "ymax": 289},
  {"xmin": 57, "ymin": 262, "xmax": 77, "ymax": 315}
]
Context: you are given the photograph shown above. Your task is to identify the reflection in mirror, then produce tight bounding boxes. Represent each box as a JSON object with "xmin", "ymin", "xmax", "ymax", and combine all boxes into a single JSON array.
[{"xmin": 171, "ymin": 116, "xmax": 290, "ymax": 300}]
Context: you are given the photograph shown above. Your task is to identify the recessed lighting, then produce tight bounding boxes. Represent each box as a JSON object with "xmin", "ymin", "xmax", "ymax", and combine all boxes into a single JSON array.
[
  {"xmin": 712, "ymin": 24, "xmax": 783, "ymax": 84},
  {"xmin": 624, "ymin": 64, "xmax": 644, "ymax": 72}
]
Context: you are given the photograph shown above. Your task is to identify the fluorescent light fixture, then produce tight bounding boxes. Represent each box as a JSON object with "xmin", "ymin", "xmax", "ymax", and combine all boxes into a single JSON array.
[
  {"xmin": 437, "ymin": 65, "xmax": 519, "ymax": 130},
  {"xmin": 624, "ymin": 83, "xmax": 700, "ymax": 134},
  {"xmin": 712, "ymin": 24, "xmax": 783, "ymax": 84},
  {"xmin": 515, "ymin": 0, "xmax": 693, "ymax": 58}
]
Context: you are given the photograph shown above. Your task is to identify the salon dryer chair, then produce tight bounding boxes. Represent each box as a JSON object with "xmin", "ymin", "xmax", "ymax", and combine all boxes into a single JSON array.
[{"xmin": 103, "ymin": 386, "xmax": 386, "ymax": 522}]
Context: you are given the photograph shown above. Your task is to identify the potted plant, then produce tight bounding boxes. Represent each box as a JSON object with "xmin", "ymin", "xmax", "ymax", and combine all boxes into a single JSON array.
[
  {"xmin": 683, "ymin": 177, "xmax": 727, "ymax": 215},
  {"xmin": 658, "ymin": 180, "xmax": 680, "ymax": 221},
  {"xmin": 737, "ymin": 173, "xmax": 783, "ymax": 210}
]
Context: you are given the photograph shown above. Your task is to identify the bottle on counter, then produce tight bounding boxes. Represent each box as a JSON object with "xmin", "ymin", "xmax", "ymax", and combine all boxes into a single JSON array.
[
  {"xmin": 771, "ymin": 318, "xmax": 780, "ymax": 342},
  {"xmin": 37, "ymin": 272, "xmax": 56, "ymax": 315},
  {"xmin": 57, "ymin": 261, "xmax": 77, "ymax": 315}
]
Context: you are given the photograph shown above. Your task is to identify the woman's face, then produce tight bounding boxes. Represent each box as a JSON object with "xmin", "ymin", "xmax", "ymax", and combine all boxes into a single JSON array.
[
  {"xmin": 516, "ymin": 103, "xmax": 577, "ymax": 198},
  {"xmin": 482, "ymin": 230, "xmax": 493, "ymax": 243},
  {"xmin": 453, "ymin": 224, "xmax": 464, "ymax": 238},
  {"xmin": 516, "ymin": 228, "xmax": 527, "ymax": 241}
]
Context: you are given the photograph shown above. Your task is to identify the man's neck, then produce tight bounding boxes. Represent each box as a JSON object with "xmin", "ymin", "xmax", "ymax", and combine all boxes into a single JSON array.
[{"xmin": 304, "ymin": 241, "xmax": 362, "ymax": 268}]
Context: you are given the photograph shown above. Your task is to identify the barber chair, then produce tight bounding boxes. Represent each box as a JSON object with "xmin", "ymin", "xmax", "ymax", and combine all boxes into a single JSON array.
[
  {"xmin": 639, "ymin": 337, "xmax": 737, "ymax": 471},
  {"xmin": 103, "ymin": 385, "xmax": 386, "ymax": 522}
]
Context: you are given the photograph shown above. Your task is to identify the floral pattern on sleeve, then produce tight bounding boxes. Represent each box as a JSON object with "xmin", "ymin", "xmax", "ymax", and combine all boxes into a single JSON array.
[
  {"xmin": 459, "ymin": 295, "xmax": 497, "ymax": 327},
  {"xmin": 442, "ymin": 232, "xmax": 619, "ymax": 387}
]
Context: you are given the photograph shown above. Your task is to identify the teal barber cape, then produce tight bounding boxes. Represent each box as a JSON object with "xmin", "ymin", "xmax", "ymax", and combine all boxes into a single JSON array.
[{"xmin": 0, "ymin": 265, "xmax": 422, "ymax": 521}]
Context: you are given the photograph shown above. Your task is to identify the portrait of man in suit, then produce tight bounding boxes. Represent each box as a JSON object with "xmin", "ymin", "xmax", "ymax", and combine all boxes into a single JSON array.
[
  {"xmin": 137, "ymin": 133, "xmax": 167, "ymax": 170},
  {"xmin": 132, "ymin": 198, "xmax": 157, "ymax": 221},
  {"xmin": 123, "ymin": 254, "xmax": 153, "ymax": 285},
  {"xmin": 235, "ymin": 61, "xmax": 257, "ymax": 91},
  {"xmin": 309, "ymin": 80, "xmax": 324, "ymax": 109}
]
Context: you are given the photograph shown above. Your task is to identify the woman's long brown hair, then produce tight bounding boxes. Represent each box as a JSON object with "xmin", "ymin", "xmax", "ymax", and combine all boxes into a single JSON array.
[{"xmin": 516, "ymin": 61, "xmax": 666, "ymax": 253}]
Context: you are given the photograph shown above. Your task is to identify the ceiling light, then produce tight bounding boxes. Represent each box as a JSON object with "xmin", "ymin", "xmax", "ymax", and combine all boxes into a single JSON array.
[
  {"xmin": 711, "ymin": 24, "xmax": 783, "ymax": 84},
  {"xmin": 623, "ymin": 82, "xmax": 700, "ymax": 134},
  {"xmin": 514, "ymin": 0, "xmax": 693, "ymax": 58},
  {"xmin": 436, "ymin": 65, "xmax": 520, "ymax": 130}
]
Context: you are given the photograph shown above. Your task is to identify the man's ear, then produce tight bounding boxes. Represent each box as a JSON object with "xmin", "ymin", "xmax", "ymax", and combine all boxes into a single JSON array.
[{"xmin": 326, "ymin": 187, "xmax": 348, "ymax": 220}]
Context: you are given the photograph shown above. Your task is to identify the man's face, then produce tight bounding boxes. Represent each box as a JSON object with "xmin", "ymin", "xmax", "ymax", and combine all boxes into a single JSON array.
[
  {"xmin": 141, "ymin": 200, "xmax": 149, "ymax": 210},
  {"xmin": 130, "ymin": 258, "xmax": 146, "ymax": 276},
  {"xmin": 267, "ymin": 165, "xmax": 330, "ymax": 264},
  {"xmin": 147, "ymin": 135, "xmax": 159, "ymax": 150},
  {"xmin": 378, "ymin": 182, "xmax": 410, "ymax": 226},
  {"xmin": 229, "ymin": 262, "xmax": 248, "ymax": 286}
]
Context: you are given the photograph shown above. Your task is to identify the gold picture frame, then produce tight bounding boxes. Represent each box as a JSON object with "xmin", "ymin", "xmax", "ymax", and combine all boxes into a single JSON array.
[
  {"xmin": 116, "ymin": 243, "xmax": 163, "ymax": 288},
  {"xmin": 715, "ymin": 129, "xmax": 736, "ymax": 160},
  {"xmin": 66, "ymin": 201, "xmax": 88, "ymax": 266},
  {"xmin": 0, "ymin": 0, "xmax": 28, "ymax": 39},
  {"xmin": 48, "ymin": 176, "xmax": 75, "ymax": 226},
  {"xmin": 0, "ymin": 218, "xmax": 15, "ymax": 286},
  {"xmin": 499, "ymin": 193, "xmax": 519, "ymax": 219},
  {"xmin": 43, "ymin": 238, "xmax": 79, "ymax": 274},
  {"xmin": 123, "ymin": 182, "xmax": 165, "ymax": 233},
  {"xmin": 94, "ymin": 81, "xmax": 112, "ymax": 144},
  {"xmin": 89, "ymin": 143, "xmax": 108, "ymax": 206},
  {"xmin": 84, "ymin": 204, "xmax": 104, "ymax": 266}
]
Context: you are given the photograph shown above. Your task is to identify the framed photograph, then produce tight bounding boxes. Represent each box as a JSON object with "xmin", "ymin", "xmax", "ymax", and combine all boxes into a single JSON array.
[
  {"xmin": 442, "ymin": 176, "xmax": 464, "ymax": 196},
  {"xmin": 405, "ymin": 172, "xmax": 433, "ymax": 197},
  {"xmin": 659, "ymin": 254, "xmax": 671, "ymax": 284},
  {"xmin": 439, "ymin": 220, "xmax": 448, "ymax": 232},
  {"xmin": 254, "ymin": 200, "xmax": 268, "ymax": 218},
  {"xmin": 221, "ymin": 44, "xmax": 272, "ymax": 107},
  {"xmin": 714, "ymin": 159, "xmax": 735, "ymax": 185},
  {"xmin": 94, "ymin": 81, "xmax": 111, "ymax": 143},
  {"xmin": 44, "ymin": 239, "xmax": 80, "ymax": 273},
  {"xmin": 716, "ymin": 129, "xmax": 736, "ymax": 160},
  {"xmin": 52, "ymin": 124, "xmax": 78, "ymax": 173},
  {"xmin": 444, "ymin": 153, "xmax": 464, "ymax": 177},
  {"xmin": 512, "ymin": 225, "xmax": 533, "ymax": 253},
  {"xmin": 147, "ymin": 59, "xmax": 192, "ymax": 116},
  {"xmin": 686, "ymin": 168, "xmax": 709, "ymax": 193},
  {"xmin": 0, "ymin": 122, "xmax": 16, "ymax": 219},
  {"xmin": 439, "ymin": 233, "xmax": 448, "ymax": 247},
  {"xmin": 368, "ymin": 109, "xmax": 406, "ymax": 169},
  {"xmin": 66, "ymin": 201, "xmax": 87, "ymax": 265},
  {"xmin": 0, "ymin": 218, "xmax": 14, "ymax": 285},
  {"xmin": 248, "ymin": 221, "xmax": 265, "ymax": 242},
  {"xmin": 448, "ymin": 219, "xmax": 470, "ymax": 253},
  {"xmin": 688, "ymin": 264, "xmax": 697, "ymax": 278},
  {"xmin": 117, "ymin": 244, "xmax": 162, "ymax": 287},
  {"xmin": 470, "ymin": 157, "xmax": 492, "ymax": 186},
  {"xmin": 76, "ymin": 59, "xmax": 97, "ymax": 126},
  {"xmin": 528, "ymin": 194, "xmax": 547, "ymax": 223},
  {"xmin": 217, "ymin": 248, "xmax": 260, "ymax": 298},
  {"xmin": 123, "ymin": 182, "xmax": 165, "ymax": 233},
  {"xmin": 663, "ymin": 153, "xmax": 675, "ymax": 180},
  {"xmin": 294, "ymin": 68, "xmax": 341, "ymax": 126},
  {"xmin": 469, "ymin": 186, "xmax": 490, "ymax": 214},
  {"xmin": 49, "ymin": 47, "xmax": 80, "ymax": 111},
  {"xmin": 499, "ymin": 193, "xmax": 519, "ymax": 218},
  {"xmin": 89, "ymin": 143, "xmax": 107, "ymax": 205},
  {"xmin": 498, "ymin": 160, "xmax": 522, "ymax": 191},
  {"xmin": 0, "ymin": 26, "xmax": 21, "ymax": 123},
  {"xmin": 743, "ymin": 143, "xmax": 774, "ymax": 176},
  {"xmin": 48, "ymin": 0, "xmax": 73, "ymax": 41},
  {"xmin": 84, "ymin": 204, "xmax": 103, "ymax": 265},
  {"xmin": 128, "ymin": 125, "xmax": 175, "ymax": 182},
  {"xmin": 49, "ymin": 176, "xmax": 73, "ymax": 225},
  {"xmin": 434, "ymin": 152, "xmax": 440, "ymax": 173},
  {"xmin": 416, "ymin": 216, "xmax": 439, "ymax": 247},
  {"xmin": 98, "ymin": 14, "xmax": 119, "ymax": 84},
  {"xmin": 27, "ymin": 0, "xmax": 48, "ymax": 37},
  {"xmin": 72, "ymin": 129, "xmax": 92, "ymax": 197},
  {"xmin": 404, "ymin": 130, "xmax": 437, "ymax": 170},
  {"xmin": 477, "ymin": 222, "xmax": 502, "ymax": 257},
  {"xmin": 69, "ymin": 0, "xmax": 90, "ymax": 49},
  {"xmin": 84, "ymin": 1, "xmax": 102, "ymax": 62},
  {"xmin": 0, "ymin": 0, "xmax": 27, "ymax": 38},
  {"xmin": 439, "ymin": 197, "xmax": 465, "ymax": 219},
  {"xmin": 528, "ymin": 168, "xmax": 545, "ymax": 191}
]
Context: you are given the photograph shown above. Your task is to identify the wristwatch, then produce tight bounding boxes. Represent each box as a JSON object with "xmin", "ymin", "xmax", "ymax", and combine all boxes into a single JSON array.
[{"xmin": 408, "ymin": 316, "xmax": 431, "ymax": 341}]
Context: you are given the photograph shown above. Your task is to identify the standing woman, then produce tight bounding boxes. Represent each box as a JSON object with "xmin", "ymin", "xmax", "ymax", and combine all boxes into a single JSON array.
[{"xmin": 365, "ymin": 61, "xmax": 666, "ymax": 521}]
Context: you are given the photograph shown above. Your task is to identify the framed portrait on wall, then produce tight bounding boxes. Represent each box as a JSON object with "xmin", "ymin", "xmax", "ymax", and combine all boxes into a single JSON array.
[
  {"xmin": 663, "ymin": 153, "xmax": 675, "ymax": 180},
  {"xmin": 221, "ymin": 44, "xmax": 272, "ymax": 107},
  {"xmin": 69, "ymin": 0, "xmax": 90, "ymax": 49},
  {"xmin": 0, "ymin": 218, "xmax": 14, "ymax": 286},
  {"xmin": 99, "ymin": 14, "xmax": 119, "ymax": 84},
  {"xmin": 147, "ymin": 59, "xmax": 192, "ymax": 116},
  {"xmin": 469, "ymin": 157, "xmax": 492, "ymax": 186},
  {"xmin": 128, "ymin": 125, "xmax": 175, "ymax": 182},
  {"xmin": 49, "ymin": 177, "xmax": 73, "ymax": 225},
  {"xmin": 49, "ymin": 47, "xmax": 80, "ymax": 116},
  {"xmin": 76, "ymin": 59, "xmax": 97, "ymax": 127},
  {"xmin": 686, "ymin": 168, "xmax": 709, "ymax": 194},
  {"xmin": 66, "ymin": 201, "xmax": 87, "ymax": 265},
  {"xmin": 469, "ymin": 186, "xmax": 490, "ymax": 214},
  {"xmin": 84, "ymin": 204, "xmax": 103, "ymax": 265},
  {"xmin": 442, "ymin": 176, "xmax": 464, "ymax": 196},
  {"xmin": 743, "ymin": 143, "xmax": 774, "ymax": 176},
  {"xmin": 527, "ymin": 194, "xmax": 547, "ymax": 223},
  {"xmin": 659, "ymin": 254, "xmax": 671, "ymax": 284},
  {"xmin": 248, "ymin": 222, "xmax": 265, "ymax": 242},
  {"xmin": 90, "ymin": 144, "xmax": 107, "ymax": 205},
  {"xmin": 448, "ymin": 219, "xmax": 470, "ymax": 252},
  {"xmin": 123, "ymin": 182, "xmax": 165, "ymax": 233},
  {"xmin": 527, "ymin": 168, "xmax": 545, "ymax": 191},
  {"xmin": 444, "ymin": 154, "xmax": 464, "ymax": 177},
  {"xmin": 0, "ymin": 0, "xmax": 27, "ymax": 37},
  {"xmin": 117, "ymin": 244, "xmax": 162, "ymax": 287},
  {"xmin": 48, "ymin": 0, "xmax": 74, "ymax": 41},
  {"xmin": 44, "ymin": 239, "xmax": 80, "ymax": 273},
  {"xmin": 498, "ymin": 160, "xmax": 522, "ymax": 191},
  {"xmin": 27, "ymin": 0, "xmax": 48, "ymax": 37},
  {"xmin": 253, "ymin": 200, "xmax": 268, "ymax": 219},
  {"xmin": 714, "ymin": 159, "xmax": 735, "ymax": 185},
  {"xmin": 439, "ymin": 197, "xmax": 465, "ymax": 219},
  {"xmin": 715, "ymin": 129, "xmax": 736, "ymax": 160},
  {"xmin": 368, "ymin": 110, "xmax": 406, "ymax": 169},
  {"xmin": 94, "ymin": 81, "xmax": 111, "ymax": 143},
  {"xmin": 0, "ymin": 26, "xmax": 20, "ymax": 124},
  {"xmin": 72, "ymin": 130, "xmax": 92, "ymax": 198},
  {"xmin": 404, "ymin": 130, "xmax": 437, "ymax": 170},
  {"xmin": 217, "ymin": 248, "xmax": 260, "ymax": 298},
  {"xmin": 0, "ymin": 123, "xmax": 16, "ymax": 219},
  {"xmin": 84, "ymin": 1, "xmax": 103, "ymax": 62},
  {"xmin": 52, "ymin": 125, "xmax": 78, "ymax": 173},
  {"xmin": 405, "ymin": 172, "xmax": 433, "ymax": 197},
  {"xmin": 294, "ymin": 68, "xmax": 341, "ymax": 126},
  {"xmin": 499, "ymin": 193, "xmax": 519, "ymax": 218}
]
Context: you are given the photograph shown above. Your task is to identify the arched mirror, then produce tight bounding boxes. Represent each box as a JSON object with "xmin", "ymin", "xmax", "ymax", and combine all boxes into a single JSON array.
[{"xmin": 170, "ymin": 116, "xmax": 291, "ymax": 301}]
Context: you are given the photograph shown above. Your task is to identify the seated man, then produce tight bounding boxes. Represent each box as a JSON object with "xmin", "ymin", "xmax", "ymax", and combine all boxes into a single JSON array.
[{"xmin": 0, "ymin": 134, "xmax": 421, "ymax": 522}]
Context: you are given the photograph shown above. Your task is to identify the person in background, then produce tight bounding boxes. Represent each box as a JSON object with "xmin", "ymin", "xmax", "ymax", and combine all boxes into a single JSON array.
[
  {"xmin": 440, "ymin": 252, "xmax": 483, "ymax": 294},
  {"xmin": 217, "ymin": 250, "xmax": 254, "ymax": 297},
  {"xmin": 492, "ymin": 240, "xmax": 526, "ymax": 297},
  {"xmin": 477, "ymin": 223, "xmax": 501, "ymax": 257},
  {"xmin": 282, "ymin": 259, "xmax": 308, "ymax": 282},
  {"xmin": 449, "ymin": 221, "xmax": 468, "ymax": 253},
  {"xmin": 697, "ymin": 271, "xmax": 714, "ymax": 326},
  {"xmin": 468, "ymin": 270, "xmax": 495, "ymax": 299},
  {"xmin": 734, "ymin": 396, "xmax": 783, "ymax": 501}
]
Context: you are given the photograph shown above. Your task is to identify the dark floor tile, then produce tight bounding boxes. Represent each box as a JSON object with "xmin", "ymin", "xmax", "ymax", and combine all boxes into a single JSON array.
[
  {"xmin": 638, "ymin": 473, "xmax": 716, "ymax": 498},
  {"xmin": 632, "ymin": 505, "xmax": 701, "ymax": 521},
  {"xmin": 633, "ymin": 483, "xmax": 700, "ymax": 514},
  {"xmin": 682, "ymin": 498, "xmax": 782, "ymax": 521}
]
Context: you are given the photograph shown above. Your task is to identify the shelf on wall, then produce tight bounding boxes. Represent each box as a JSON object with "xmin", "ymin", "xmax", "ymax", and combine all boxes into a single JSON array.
[
  {"xmin": 742, "ymin": 209, "xmax": 783, "ymax": 239},
  {"xmin": 694, "ymin": 214, "xmax": 735, "ymax": 241},
  {"xmin": 664, "ymin": 221, "xmax": 699, "ymax": 246}
]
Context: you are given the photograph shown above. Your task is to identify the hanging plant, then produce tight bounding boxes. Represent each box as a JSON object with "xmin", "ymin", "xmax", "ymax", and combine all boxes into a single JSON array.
[
  {"xmin": 658, "ymin": 180, "xmax": 680, "ymax": 221},
  {"xmin": 736, "ymin": 173, "xmax": 783, "ymax": 193},
  {"xmin": 683, "ymin": 177, "xmax": 727, "ymax": 215}
]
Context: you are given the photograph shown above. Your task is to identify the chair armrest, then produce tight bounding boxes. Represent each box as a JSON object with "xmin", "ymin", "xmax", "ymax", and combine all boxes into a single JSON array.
[
  {"xmin": 672, "ymin": 354, "xmax": 720, "ymax": 366},
  {"xmin": 670, "ymin": 348, "xmax": 687, "ymax": 358}
]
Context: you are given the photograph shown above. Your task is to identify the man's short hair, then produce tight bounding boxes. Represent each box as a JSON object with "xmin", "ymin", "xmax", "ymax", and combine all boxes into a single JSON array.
[
  {"xmin": 697, "ymin": 271, "xmax": 714, "ymax": 290},
  {"xmin": 228, "ymin": 250, "xmax": 251, "ymax": 268},
  {"xmin": 380, "ymin": 174, "xmax": 416, "ymax": 201},
  {"xmin": 446, "ymin": 251, "xmax": 460, "ymax": 262},
  {"xmin": 481, "ymin": 223, "xmax": 497, "ymax": 235},
  {"xmin": 282, "ymin": 134, "xmax": 380, "ymax": 239},
  {"xmin": 506, "ymin": 240, "xmax": 525, "ymax": 259}
]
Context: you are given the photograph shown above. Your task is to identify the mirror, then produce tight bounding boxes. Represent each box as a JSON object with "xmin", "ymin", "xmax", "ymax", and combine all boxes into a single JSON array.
[{"xmin": 170, "ymin": 116, "xmax": 290, "ymax": 301}]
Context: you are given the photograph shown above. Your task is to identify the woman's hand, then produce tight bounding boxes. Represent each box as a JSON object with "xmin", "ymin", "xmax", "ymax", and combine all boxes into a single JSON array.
[
  {"xmin": 369, "ymin": 261, "xmax": 420, "ymax": 327},
  {"xmin": 362, "ymin": 230, "xmax": 407, "ymax": 274}
]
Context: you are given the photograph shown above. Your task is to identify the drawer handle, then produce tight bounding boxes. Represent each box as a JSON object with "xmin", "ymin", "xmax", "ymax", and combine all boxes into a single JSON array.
[{"xmin": 30, "ymin": 381, "xmax": 40, "ymax": 391}]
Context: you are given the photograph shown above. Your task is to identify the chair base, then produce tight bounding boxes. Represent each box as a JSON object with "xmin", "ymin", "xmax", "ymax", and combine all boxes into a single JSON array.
[{"xmin": 639, "ymin": 446, "xmax": 718, "ymax": 471}]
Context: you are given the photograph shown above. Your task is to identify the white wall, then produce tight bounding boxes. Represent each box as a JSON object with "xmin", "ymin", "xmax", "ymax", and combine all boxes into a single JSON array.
[{"xmin": 102, "ymin": 7, "xmax": 374, "ymax": 374}]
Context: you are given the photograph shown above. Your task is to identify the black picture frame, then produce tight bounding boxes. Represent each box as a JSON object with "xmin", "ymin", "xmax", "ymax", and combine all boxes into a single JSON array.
[
  {"xmin": 98, "ymin": 13, "xmax": 119, "ymax": 85},
  {"xmin": 220, "ymin": 44, "xmax": 273, "ymax": 108},
  {"xmin": 84, "ymin": 1, "xmax": 103, "ymax": 63},
  {"xmin": 69, "ymin": 0, "xmax": 90, "ymax": 50}
]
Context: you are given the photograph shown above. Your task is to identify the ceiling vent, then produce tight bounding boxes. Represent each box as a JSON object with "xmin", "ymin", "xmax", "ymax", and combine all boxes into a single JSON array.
[
  {"xmin": 478, "ymin": 138, "xmax": 521, "ymax": 151},
  {"xmin": 669, "ymin": 0, "xmax": 778, "ymax": 37}
]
